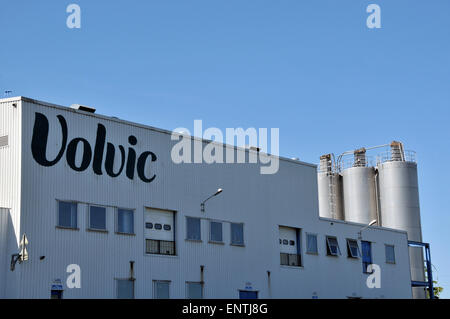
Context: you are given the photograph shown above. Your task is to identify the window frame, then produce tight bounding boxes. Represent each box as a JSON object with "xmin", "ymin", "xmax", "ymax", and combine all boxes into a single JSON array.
[
  {"xmin": 186, "ymin": 217, "xmax": 202, "ymax": 241},
  {"xmin": 385, "ymin": 244, "xmax": 396, "ymax": 264},
  {"xmin": 186, "ymin": 281, "xmax": 204, "ymax": 299},
  {"xmin": 209, "ymin": 220, "xmax": 223, "ymax": 244},
  {"xmin": 306, "ymin": 232, "xmax": 319, "ymax": 255},
  {"xmin": 346, "ymin": 239, "xmax": 361, "ymax": 259},
  {"xmin": 88, "ymin": 205, "xmax": 108, "ymax": 232},
  {"xmin": 57, "ymin": 200, "xmax": 78, "ymax": 230},
  {"xmin": 116, "ymin": 279, "xmax": 135, "ymax": 299},
  {"xmin": 230, "ymin": 222, "xmax": 245, "ymax": 246},
  {"xmin": 326, "ymin": 236, "xmax": 341, "ymax": 256},
  {"xmin": 153, "ymin": 280, "xmax": 171, "ymax": 299},
  {"xmin": 116, "ymin": 208, "xmax": 135, "ymax": 235}
]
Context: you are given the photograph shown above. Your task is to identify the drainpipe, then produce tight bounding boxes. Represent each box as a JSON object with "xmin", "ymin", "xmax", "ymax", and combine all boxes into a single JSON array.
[
  {"xmin": 200, "ymin": 265, "xmax": 205, "ymax": 285},
  {"xmin": 129, "ymin": 261, "xmax": 135, "ymax": 281}
]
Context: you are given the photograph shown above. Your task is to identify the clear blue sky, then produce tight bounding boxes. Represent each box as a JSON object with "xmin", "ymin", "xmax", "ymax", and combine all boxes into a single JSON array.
[{"xmin": 1, "ymin": 1, "xmax": 449, "ymax": 298}]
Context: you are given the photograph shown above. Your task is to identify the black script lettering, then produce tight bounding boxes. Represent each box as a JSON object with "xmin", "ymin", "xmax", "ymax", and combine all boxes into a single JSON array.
[
  {"xmin": 31, "ymin": 112, "xmax": 68, "ymax": 167},
  {"xmin": 66, "ymin": 138, "xmax": 92, "ymax": 172},
  {"xmin": 137, "ymin": 151, "xmax": 157, "ymax": 183}
]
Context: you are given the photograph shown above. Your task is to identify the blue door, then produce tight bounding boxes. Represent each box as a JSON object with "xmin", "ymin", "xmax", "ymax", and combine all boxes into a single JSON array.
[
  {"xmin": 239, "ymin": 291, "xmax": 258, "ymax": 299},
  {"xmin": 361, "ymin": 241, "xmax": 372, "ymax": 273}
]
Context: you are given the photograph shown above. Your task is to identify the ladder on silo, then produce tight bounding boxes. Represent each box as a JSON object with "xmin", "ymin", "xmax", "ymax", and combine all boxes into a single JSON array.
[{"xmin": 328, "ymin": 174, "xmax": 337, "ymax": 220}]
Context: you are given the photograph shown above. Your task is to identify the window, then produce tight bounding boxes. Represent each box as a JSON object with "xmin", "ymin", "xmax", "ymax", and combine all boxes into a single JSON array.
[
  {"xmin": 231, "ymin": 223, "xmax": 244, "ymax": 246},
  {"xmin": 89, "ymin": 206, "xmax": 106, "ymax": 231},
  {"xmin": 306, "ymin": 233, "xmax": 318, "ymax": 254},
  {"xmin": 326, "ymin": 236, "xmax": 341, "ymax": 256},
  {"xmin": 116, "ymin": 279, "xmax": 134, "ymax": 299},
  {"xmin": 186, "ymin": 217, "xmax": 201, "ymax": 241},
  {"xmin": 280, "ymin": 253, "xmax": 302, "ymax": 267},
  {"xmin": 385, "ymin": 245, "xmax": 395, "ymax": 264},
  {"xmin": 164, "ymin": 224, "xmax": 171, "ymax": 231},
  {"xmin": 155, "ymin": 223, "xmax": 162, "ymax": 230},
  {"xmin": 146, "ymin": 239, "xmax": 176, "ymax": 255},
  {"xmin": 347, "ymin": 239, "xmax": 360, "ymax": 258},
  {"xmin": 186, "ymin": 282, "xmax": 203, "ymax": 299},
  {"xmin": 117, "ymin": 209, "xmax": 134, "ymax": 234},
  {"xmin": 154, "ymin": 281, "xmax": 170, "ymax": 299},
  {"xmin": 145, "ymin": 222, "xmax": 153, "ymax": 229},
  {"xmin": 362, "ymin": 241, "xmax": 373, "ymax": 273},
  {"xmin": 58, "ymin": 201, "xmax": 77, "ymax": 229},
  {"xmin": 210, "ymin": 221, "xmax": 223, "ymax": 243}
]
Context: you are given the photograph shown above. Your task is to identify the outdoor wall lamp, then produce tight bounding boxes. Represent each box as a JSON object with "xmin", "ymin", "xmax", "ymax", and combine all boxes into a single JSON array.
[
  {"xmin": 201, "ymin": 188, "xmax": 223, "ymax": 213},
  {"xmin": 358, "ymin": 219, "xmax": 378, "ymax": 239}
]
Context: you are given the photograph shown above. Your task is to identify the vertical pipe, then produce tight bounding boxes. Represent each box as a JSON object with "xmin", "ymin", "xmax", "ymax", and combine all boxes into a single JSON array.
[{"xmin": 267, "ymin": 271, "xmax": 271, "ymax": 299}]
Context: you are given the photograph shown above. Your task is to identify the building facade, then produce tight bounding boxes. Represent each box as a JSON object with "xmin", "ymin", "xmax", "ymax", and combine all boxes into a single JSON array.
[{"xmin": 0, "ymin": 97, "xmax": 413, "ymax": 299}]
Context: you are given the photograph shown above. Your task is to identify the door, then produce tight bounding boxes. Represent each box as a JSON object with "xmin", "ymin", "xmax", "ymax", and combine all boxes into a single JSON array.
[
  {"xmin": 239, "ymin": 290, "xmax": 258, "ymax": 299},
  {"xmin": 361, "ymin": 241, "xmax": 372, "ymax": 273}
]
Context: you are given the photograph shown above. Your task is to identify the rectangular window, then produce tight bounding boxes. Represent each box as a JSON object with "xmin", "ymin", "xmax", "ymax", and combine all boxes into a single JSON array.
[
  {"xmin": 89, "ymin": 206, "xmax": 107, "ymax": 231},
  {"xmin": 231, "ymin": 223, "xmax": 244, "ymax": 246},
  {"xmin": 186, "ymin": 217, "xmax": 201, "ymax": 241},
  {"xmin": 154, "ymin": 281, "xmax": 170, "ymax": 299},
  {"xmin": 326, "ymin": 236, "xmax": 341, "ymax": 256},
  {"xmin": 186, "ymin": 282, "xmax": 203, "ymax": 299},
  {"xmin": 306, "ymin": 233, "xmax": 318, "ymax": 254},
  {"xmin": 362, "ymin": 241, "xmax": 373, "ymax": 273},
  {"xmin": 209, "ymin": 221, "xmax": 223, "ymax": 243},
  {"xmin": 116, "ymin": 279, "xmax": 134, "ymax": 299},
  {"xmin": 347, "ymin": 239, "xmax": 360, "ymax": 258},
  {"xmin": 146, "ymin": 239, "xmax": 176, "ymax": 255},
  {"xmin": 117, "ymin": 209, "xmax": 134, "ymax": 234},
  {"xmin": 385, "ymin": 245, "xmax": 396, "ymax": 264},
  {"xmin": 280, "ymin": 253, "xmax": 302, "ymax": 267},
  {"xmin": 58, "ymin": 201, "xmax": 77, "ymax": 229}
]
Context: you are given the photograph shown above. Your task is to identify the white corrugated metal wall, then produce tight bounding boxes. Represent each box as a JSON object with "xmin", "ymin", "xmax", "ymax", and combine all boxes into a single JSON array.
[
  {"xmin": 1, "ymin": 97, "xmax": 413, "ymax": 299},
  {"xmin": 0, "ymin": 99, "xmax": 22, "ymax": 298}
]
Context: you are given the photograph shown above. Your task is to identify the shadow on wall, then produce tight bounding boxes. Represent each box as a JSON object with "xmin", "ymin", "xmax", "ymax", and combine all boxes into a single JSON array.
[{"xmin": 0, "ymin": 208, "xmax": 19, "ymax": 299}]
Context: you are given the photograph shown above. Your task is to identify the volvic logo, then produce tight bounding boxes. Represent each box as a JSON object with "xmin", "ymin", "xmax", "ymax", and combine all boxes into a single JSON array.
[{"xmin": 31, "ymin": 112, "xmax": 157, "ymax": 183}]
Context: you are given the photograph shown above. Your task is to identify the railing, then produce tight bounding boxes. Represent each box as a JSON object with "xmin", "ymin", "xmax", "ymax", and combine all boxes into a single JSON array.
[
  {"xmin": 338, "ymin": 155, "xmax": 376, "ymax": 171},
  {"xmin": 280, "ymin": 253, "xmax": 302, "ymax": 267},
  {"xmin": 376, "ymin": 150, "xmax": 416, "ymax": 165},
  {"xmin": 146, "ymin": 239, "xmax": 176, "ymax": 256}
]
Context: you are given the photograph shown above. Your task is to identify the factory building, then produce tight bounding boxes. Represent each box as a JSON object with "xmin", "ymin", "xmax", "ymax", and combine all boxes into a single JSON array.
[{"xmin": 0, "ymin": 97, "xmax": 430, "ymax": 299}]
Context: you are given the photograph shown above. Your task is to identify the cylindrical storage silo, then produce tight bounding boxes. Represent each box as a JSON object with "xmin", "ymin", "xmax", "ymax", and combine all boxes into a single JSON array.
[
  {"xmin": 318, "ymin": 154, "xmax": 344, "ymax": 220},
  {"xmin": 318, "ymin": 173, "xmax": 344, "ymax": 220},
  {"xmin": 342, "ymin": 166, "xmax": 378, "ymax": 224},
  {"xmin": 378, "ymin": 159, "xmax": 425, "ymax": 299}
]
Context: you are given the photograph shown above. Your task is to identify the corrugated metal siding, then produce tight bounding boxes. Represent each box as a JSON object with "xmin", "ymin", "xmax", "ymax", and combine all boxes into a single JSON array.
[
  {"xmin": 0, "ymin": 99, "xmax": 22, "ymax": 298},
  {"xmin": 8, "ymin": 98, "xmax": 413, "ymax": 299},
  {"xmin": 0, "ymin": 208, "xmax": 9, "ymax": 298}
]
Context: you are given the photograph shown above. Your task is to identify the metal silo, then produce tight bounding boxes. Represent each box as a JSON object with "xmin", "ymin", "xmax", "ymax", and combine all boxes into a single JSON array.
[
  {"xmin": 318, "ymin": 154, "xmax": 344, "ymax": 220},
  {"xmin": 377, "ymin": 141, "xmax": 425, "ymax": 298},
  {"xmin": 342, "ymin": 149, "xmax": 378, "ymax": 224}
]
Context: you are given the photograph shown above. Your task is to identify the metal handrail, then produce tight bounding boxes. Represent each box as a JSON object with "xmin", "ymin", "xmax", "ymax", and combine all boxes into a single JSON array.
[{"xmin": 376, "ymin": 150, "xmax": 416, "ymax": 165}]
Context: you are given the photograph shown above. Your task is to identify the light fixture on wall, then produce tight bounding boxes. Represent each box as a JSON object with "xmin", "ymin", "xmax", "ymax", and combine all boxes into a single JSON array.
[
  {"xmin": 358, "ymin": 219, "xmax": 377, "ymax": 239},
  {"xmin": 200, "ymin": 188, "xmax": 223, "ymax": 213}
]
